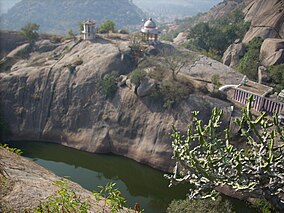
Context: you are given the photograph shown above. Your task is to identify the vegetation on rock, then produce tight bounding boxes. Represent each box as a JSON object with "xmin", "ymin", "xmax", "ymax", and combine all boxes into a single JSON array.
[
  {"xmin": 166, "ymin": 96, "xmax": 284, "ymax": 212},
  {"xmin": 238, "ymin": 37, "xmax": 263, "ymax": 81},
  {"xmin": 268, "ymin": 64, "xmax": 284, "ymax": 92},
  {"xmin": 167, "ymin": 196, "xmax": 235, "ymax": 213},
  {"xmin": 34, "ymin": 180, "xmax": 90, "ymax": 213},
  {"xmin": 129, "ymin": 69, "xmax": 146, "ymax": 86},
  {"xmin": 98, "ymin": 20, "xmax": 116, "ymax": 34},
  {"xmin": 186, "ymin": 9, "xmax": 250, "ymax": 58},
  {"xmin": 20, "ymin": 22, "xmax": 40, "ymax": 43},
  {"xmin": 97, "ymin": 74, "xmax": 118, "ymax": 98}
]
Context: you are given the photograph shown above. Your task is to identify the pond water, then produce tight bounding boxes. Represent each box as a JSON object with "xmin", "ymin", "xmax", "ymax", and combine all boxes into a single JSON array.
[{"xmin": 7, "ymin": 141, "xmax": 257, "ymax": 213}]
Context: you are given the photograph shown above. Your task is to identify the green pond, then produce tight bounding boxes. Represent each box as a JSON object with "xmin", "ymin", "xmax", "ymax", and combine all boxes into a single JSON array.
[{"xmin": 7, "ymin": 141, "xmax": 257, "ymax": 213}]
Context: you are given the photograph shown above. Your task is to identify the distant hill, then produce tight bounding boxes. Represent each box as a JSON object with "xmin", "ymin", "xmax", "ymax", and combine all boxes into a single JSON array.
[
  {"xmin": 1, "ymin": 0, "xmax": 145, "ymax": 34},
  {"xmin": 133, "ymin": 0, "xmax": 222, "ymax": 21}
]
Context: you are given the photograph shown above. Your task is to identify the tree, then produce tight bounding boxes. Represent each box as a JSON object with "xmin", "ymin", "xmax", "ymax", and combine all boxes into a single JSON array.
[
  {"xmin": 97, "ymin": 74, "xmax": 117, "ymax": 98},
  {"xmin": 238, "ymin": 37, "xmax": 263, "ymax": 81},
  {"xmin": 166, "ymin": 96, "xmax": 284, "ymax": 212},
  {"xmin": 67, "ymin": 29, "xmax": 76, "ymax": 39},
  {"xmin": 159, "ymin": 48, "xmax": 189, "ymax": 80},
  {"xmin": 20, "ymin": 22, "xmax": 40, "ymax": 43},
  {"xmin": 269, "ymin": 64, "xmax": 284, "ymax": 92},
  {"xmin": 98, "ymin": 20, "xmax": 116, "ymax": 34}
]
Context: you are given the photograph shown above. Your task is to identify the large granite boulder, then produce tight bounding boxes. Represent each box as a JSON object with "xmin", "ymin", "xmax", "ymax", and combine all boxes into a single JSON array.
[
  {"xmin": 260, "ymin": 38, "xmax": 284, "ymax": 66},
  {"xmin": 173, "ymin": 32, "xmax": 188, "ymax": 45},
  {"xmin": 223, "ymin": 40, "xmax": 246, "ymax": 67},
  {"xmin": 243, "ymin": 0, "xmax": 284, "ymax": 43},
  {"xmin": 6, "ymin": 43, "xmax": 31, "ymax": 58},
  {"xmin": 137, "ymin": 77, "xmax": 157, "ymax": 97}
]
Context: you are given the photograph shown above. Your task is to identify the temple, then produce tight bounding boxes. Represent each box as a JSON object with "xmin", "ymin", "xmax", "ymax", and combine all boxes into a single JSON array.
[
  {"xmin": 82, "ymin": 20, "xmax": 96, "ymax": 40},
  {"xmin": 141, "ymin": 18, "xmax": 160, "ymax": 43}
]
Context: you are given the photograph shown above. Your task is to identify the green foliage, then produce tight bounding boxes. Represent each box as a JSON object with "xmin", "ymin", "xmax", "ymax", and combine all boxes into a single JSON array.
[
  {"xmin": 211, "ymin": 74, "xmax": 222, "ymax": 89},
  {"xmin": 251, "ymin": 199, "xmax": 277, "ymax": 213},
  {"xmin": 34, "ymin": 180, "xmax": 90, "ymax": 213},
  {"xmin": 67, "ymin": 29, "xmax": 75, "ymax": 39},
  {"xmin": 268, "ymin": 64, "xmax": 284, "ymax": 92},
  {"xmin": 93, "ymin": 182, "xmax": 126, "ymax": 213},
  {"xmin": 238, "ymin": 37, "xmax": 263, "ymax": 80},
  {"xmin": 167, "ymin": 196, "xmax": 235, "ymax": 213},
  {"xmin": 129, "ymin": 69, "xmax": 146, "ymax": 86},
  {"xmin": 166, "ymin": 96, "xmax": 284, "ymax": 211},
  {"xmin": 78, "ymin": 21, "xmax": 84, "ymax": 32},
  {"xmin": 0, "ymin": 144, "xmax": 22, "ymax": 155},
  {"xmin": 159, "ymin": 48, "xmax": 192, "ymax": 80},
  {"xmin": 98, "ymin": 20, "xmax": 116, "ymax": 33},
  {"xmin": 188, "ymin": 9, "xmax": 250, "ymax": 57},
  {"xmin": 20, "ymin": 22, "xmax": 40, "ymax": 43},
  {"xmin": 97, "ymin": 74, "xmax": 118, "ymax": 98},
  {"xmin": 153, "ymin": 80, "xmax": 192, "ymax": 109}
]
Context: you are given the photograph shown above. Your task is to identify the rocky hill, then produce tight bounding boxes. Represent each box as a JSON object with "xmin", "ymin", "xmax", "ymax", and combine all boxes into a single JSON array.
[
  {"xmin": 1, "ymin": 0, "xmax": 145, "ymax": 34},
  {"xmin": 223, "ymin": 0, "xmax": 284, "ymax": 67},
  {"xmin": 0, "ymin": 34, "xmax": 243, "ymax": 172},
  {"xmin": 133, "ymin": 0, "xmax": 222, "ymax": 22},
  {"xmin": 243, "ymin": 0, "xmax": 284, "ymax": 43}
]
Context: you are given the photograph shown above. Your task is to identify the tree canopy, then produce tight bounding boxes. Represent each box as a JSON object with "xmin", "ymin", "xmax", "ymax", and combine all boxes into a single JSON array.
[
  {"xmin": 166, "ymin": 96, "xmax": 284, "ymax": 212},
  {"xmin": 187, "ymin": 9, "xmax": 250, "ymax": 57},
  {"xmin": 98, "ymin": 20, "xmax": 116, "ymax": 33},
  {"xmin": 20, "ymin": 22, "xmax": 40, "ymax": 43}
]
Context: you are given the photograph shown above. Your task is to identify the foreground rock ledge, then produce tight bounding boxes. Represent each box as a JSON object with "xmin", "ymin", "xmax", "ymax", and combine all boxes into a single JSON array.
[{"xmin": 0, "ymin": 148, "xmax": 129, "ymax": 212}]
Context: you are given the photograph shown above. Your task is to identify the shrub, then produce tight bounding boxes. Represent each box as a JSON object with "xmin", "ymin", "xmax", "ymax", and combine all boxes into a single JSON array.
[
  {"xmin": 97, "ymin": 74, "xmax": 118, "ymax": 98},
  {"xmin": 251, "ymin": 199, "xmax": 277, "ymax": 213},
  {"xmin": 93, "ymin": 182, "xmax": 126, "ymax": 213},
  {"xmin": 129, "ymin": 69, "xmax": 146, "ymax": 86},
  {"xmin": 34, "ymin": 180, "xmax": 90, "ymax": 213},
  {"xmin": 0, "ymin": 144, "xmax": 22, "ymax": 155},
  {"xmin": 238, "ymin": 37, "xmax": 263, "ymax": 80},
  {"xmin": 167, "ymin": 196, "xmax": 235, "ymax": 213},
  {"xmin": 211, "ymin": 74, "xmax": 222, "ymax": 88},
  {"xmin": 268, "ymin": 63, "xmax": 284, "ymax": 92},
  {"xmin": 20, "ymin": 22, "xmax": 40, "ymax": 43},
  {"xmin": 98, "ymin": 20, "xmax": 116, "ymax": 34},
  {"xmin": 154, "ymin": 80, "xmax": 192, "ymax": 109}
]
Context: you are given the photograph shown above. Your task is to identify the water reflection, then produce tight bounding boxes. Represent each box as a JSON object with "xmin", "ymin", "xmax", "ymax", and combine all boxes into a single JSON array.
[{"xmin": 7, "ymin": 141, "xmax": 188, "ymax": 213}]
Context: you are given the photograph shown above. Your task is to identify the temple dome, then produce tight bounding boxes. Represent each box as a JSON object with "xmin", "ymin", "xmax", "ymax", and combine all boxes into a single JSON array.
[
  {"xmin": 141, "ymin": 18, "xmax": 159, "ymax": 35},
  {"xmin": 144, "ymin": 18, "xmax": 156, "ymax": 28}
]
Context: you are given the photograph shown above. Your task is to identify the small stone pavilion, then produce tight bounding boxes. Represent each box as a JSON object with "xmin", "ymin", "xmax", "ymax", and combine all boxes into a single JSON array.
[
  {"xmin": 141, "ymin": 18, "xmax": 160, "ymax": 43},
  {"xmin": 82, "ymin": 20, "xmax": 96, "ymax": 40}
]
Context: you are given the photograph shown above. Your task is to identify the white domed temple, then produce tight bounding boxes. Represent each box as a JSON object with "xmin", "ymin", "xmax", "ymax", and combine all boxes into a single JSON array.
[{"xmin": 141, "ymin": 18, "xmax": 160, "ymax": 43}]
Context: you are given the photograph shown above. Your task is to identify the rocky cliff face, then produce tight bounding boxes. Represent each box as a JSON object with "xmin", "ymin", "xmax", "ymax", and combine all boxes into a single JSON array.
[
  {"xmin": 0, "ymin": 36, "xmax": 240, "ymax": 172},
  {"xmin": 220, "ymin": 0, "xmax": 284, "ymax": 67},
  {"xmin": 243, "ymin": 0, "xmax": 284, "ymax": 43},
  {"xmin": 198, "ymin": 0, "xmax": 250, "ymax": 22}
]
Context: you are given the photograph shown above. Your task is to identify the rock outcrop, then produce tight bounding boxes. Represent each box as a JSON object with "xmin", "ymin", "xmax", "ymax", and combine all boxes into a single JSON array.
[
  {"xmin": 260, "ymin": 38, "xmax": 284, "ymax": 66},
  {"xmin": 0, "ymin": 37, "xmax": 240, "ymax": 172},
  {"xmin": 199, "ymin": 0, "xmax": 249, "ymax": 23},
  {"xmin": 243, "ymin": 0, "xmax": 284, "ymax": 43},
  {"xmin": 0, "ymin": 148, "xmax": 119, "ymax": 212},
  {"xmin": 223, "ymin": 40, "xmax": 246, "ymax": 67}
]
